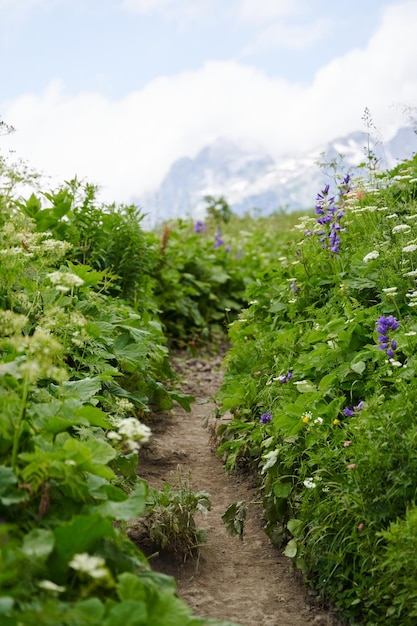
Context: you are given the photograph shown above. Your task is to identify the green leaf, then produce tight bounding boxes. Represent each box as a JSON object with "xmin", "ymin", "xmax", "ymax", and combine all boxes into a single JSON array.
[
  {"xmin": 168, "ymin": 391, "xmax": 195, "ymax": 413},
  {"xmin": 22, "ymin": 528, "xmax": 54, "ymax": 560},
  {"xmin": 73, "ymin": 406, "xmax": 112, "ymax": 428},
  {"xmin": 273, "ymin": 481, "xmax": 292, "ymax": 499},
  {"xmin": 103, "ymin": 600, "xmax": 147, "ymax": 626},
  {"xmin": 52, "ymin": 514, "xmax": 115, "ymax": 577},
  {"xmin": 284, "ymin": 538, "xmax": 298, "ymax": 558},
  {"xmin": 350, "ymin": 360, "xmax": 366, "ymax": 375},
  {"xmin": 116, "ymin": 572, "xmax": 146, "ymax": 602},
  {"xmin": 67, "ymin": 598, "xmax": 106, "ymax": 625},
  {"xmin": 0, "ymin": 597, "xmax": 14, "ymax": 615},
  {"xmin": 287, "ymin": 518, "xmax": 303, "ymax": 538},
  {"xmin": 61, "ymin": 377, "xmax": 103, "ymax": 402},
  {"xmin": 221, "ymin": 501, "xmax": 247, "ymax": 539},
  {"xmin": 0, "ymin": 466, "xmax": 17, "ymax": 495},
  {"xmin": 95, "ymin": 482, "xmax": 147, "ymax": 520}
]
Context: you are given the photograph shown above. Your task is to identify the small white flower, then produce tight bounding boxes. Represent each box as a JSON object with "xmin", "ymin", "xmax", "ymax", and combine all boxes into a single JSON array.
[
  {"xmin": 313, "ymin": 417, "xmax": 323, "ymax": 424},
  {"xmin": 38, "ymin": 580, "xmax": 66, "ymax": 593},
  {"xmin": 261, "ymin": 450, "xmax": 279, "ymax": 473},
  {"xmin": 405, "ymin": 331, "xmax": 417, "ymax": 336},
  {"xmin": 404, "ymin": 269, "xmax": 417, "ymax": 277},
  {"xmin": 303, "ymin": 478, "xmax": 317, "ymax": 489},
  {"xmin": 363, "ymin": 250, "xmax": 380, "ymax": 262},
  {"xmin": 69, "ymin": 553, "xmax": 108, "ymax": 578},
  {"xmin": 392, "ymin": 224, "xmax": 411, "ymax": 234},
  {"xmin": 382, "ymin": 287, "xmax": 398, "ymax": 295},
  {"xmin": 389, "ymin": 359, "xmax": 402, "ymax": 367},
  {"xmin": 403, "ymin": 244, "xmax": 417, "ymax": 253},
  {"xmin": 385, "ymin": 213, "xmax": 398, "ymax": 219},
  {"xmin": 47, "ymin": 271, "xmax": 84, "ymax": 289}
]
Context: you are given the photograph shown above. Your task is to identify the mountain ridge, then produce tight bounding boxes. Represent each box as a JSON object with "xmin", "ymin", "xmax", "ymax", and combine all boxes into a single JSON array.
[{"xmin": 138, "ymin": 127, "xmax": 417, "ymax": 225}]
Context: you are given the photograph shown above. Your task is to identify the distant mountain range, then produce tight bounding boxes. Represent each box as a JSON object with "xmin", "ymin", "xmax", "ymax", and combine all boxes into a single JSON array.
[{"xmin": 138, "ymin": 126, "xmax": 417, "ymax": 225}]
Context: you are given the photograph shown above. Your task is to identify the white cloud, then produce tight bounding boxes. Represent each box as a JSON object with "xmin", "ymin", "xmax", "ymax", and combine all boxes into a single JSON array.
[
  {"xmin": 121, "ymin": 0, "xmax": 212, "ymax": 19},
  {"xmin": 2, "ymin": 1, "xmax": 417, "ymax": 205},
  {"xmin": 243, "ymin": 16, "xmax": 332, "ymax": 52},
  {"xmin": 237, "ymin": 0, "xmax": 299, "ymax": 21}
]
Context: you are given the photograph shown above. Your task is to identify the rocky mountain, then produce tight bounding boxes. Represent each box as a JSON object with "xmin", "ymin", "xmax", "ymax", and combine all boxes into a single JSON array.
[{"xmin": 138, "ymin": 127, "xmax": 417, "ymax": 225}]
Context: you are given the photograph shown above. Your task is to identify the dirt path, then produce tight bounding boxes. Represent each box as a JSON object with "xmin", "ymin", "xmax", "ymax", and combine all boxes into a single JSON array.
[{"xmin": 134, "ymin": 354, "xmax": 342, "ymax": 626}]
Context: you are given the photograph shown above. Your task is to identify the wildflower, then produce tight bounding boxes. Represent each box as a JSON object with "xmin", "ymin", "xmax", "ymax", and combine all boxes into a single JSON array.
[
  {"xmin": 278, "ymin": 371, "xmax": 293, "ymax": 383},
  {"xmin": 302, "ymin": 476, "xmax": 316, "ymax": 488},
  {"xmin": 260, "ymin": 411, "xmax": 272, "ymax": 424},
  {"xmin": 333, "ymin": 419, "xmax": 340, "ymax": 425},
  {"xmin": 376, "ymin": 315, "xmax": 400, "ymax": 358},
  {"xmin": 303, "ymin": 478, "xmax": 317, "ymax": 489},
  {"xmin": 290, "ymin": 280, "xmax": 299, "ymax": 294},
  {"xmin": 405, "ymin": 331, "xmax": 417, "ymax": 336},
  {"xmin": 343, "ymin": 441, "xmax": 352, "ymax": 447},
  {"xmin": 357, "ymin": 523, "xmax": 365, "ymax": 532},
  {"xmin": 214, "ymin": 227, "xmax": 224, "ymax": 249},
  {"xmin": 47, "ymin": 271, "xmax": 84, "ymax": 290},
  {"xmin": 392, "ymin": 224, "xmax": 411, "ymax": 233},
  {"xmin": 403, "ymin": 244, "xmax": 417, "ymax": 253},
  {"xmin": 343, "ymin": 402, "xmax": 364, "ymax": 417},
  {"xmin": 38, "ymin": 580, "xmax": 66, "ymax": 593},
  {"xmin": 363, "ymin": 250, "xmax": 379, "ymax": 262},
  {"xmin": 261, "ymin": 450, "xmax": 278, "ymax": 473},
  {"xmin": 382, "ymin": 287, "xmax": 398, "ymax": 296},
  {"xmin": 301, "ymin": 411, "xmax": 312, "ymax": 423},
  {"xmin": 194, "ymin": 221, "xmax": 206, "ymax": 233},
  {"xmin": 69, "ymin": 553, "xmax": 108, "ymax": 579},
  {"xmin": 347, "ymin": 463, "xmax": 356, "ymax": 470},
  {"xmin": 404, "ymin": 269, "xmax": 417, "ymax": 277},
  {"xmin": 313, "ymin": 417, "xmax": 323, "ymax": 425},
  {"xmin": 107, "ymin": 418, "xmax": 151, "ymax": 451}
]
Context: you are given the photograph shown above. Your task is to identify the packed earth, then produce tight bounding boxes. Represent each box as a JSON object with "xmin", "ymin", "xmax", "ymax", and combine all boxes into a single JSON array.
[{"xmin": 134, "ymin": 353, "xmax": 343, "ymax": 626}]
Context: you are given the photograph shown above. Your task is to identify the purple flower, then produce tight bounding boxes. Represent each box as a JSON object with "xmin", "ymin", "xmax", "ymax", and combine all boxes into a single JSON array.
[
  {"xmin": 260, "ymin": 411, "xmax": 272, "ymax": 424},
  {"xmin": 343, "ymin": 401, "xmax": 364, "ymax": 417},
  {"xmin": 194, "ymin": 221, "xmax": 206, "ymax": 233},
  {"xmin": 214, "ymin": 227, "xmax": 224, "ymax": 249},
  {"xmin": 376, "ymin": 315, "xmax": 400, "ymax": 358},
  {"xmin": 290, "ymin": 280, "xmax": 299, "ymax": 294}
]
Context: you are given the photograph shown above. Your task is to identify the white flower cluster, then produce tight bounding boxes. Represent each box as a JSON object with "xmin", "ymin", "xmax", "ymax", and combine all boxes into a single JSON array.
[
  {"xmin": 107, "ymin": 417, "xmax": 152, "ymax": 451},
  {"xmin": 69, "ymin": 553, "xmax": 108, "ymax": 579},
  {"xmin": 47, "ymin": 271, "xmax": 84, "ymax": 292},
  {"xmin": 363, "ymin": 250, "xmax": 379, "ymax": 262},
  {"xmin": 392, "ymin": 224, "xmax": 411, "ymax": 234}
]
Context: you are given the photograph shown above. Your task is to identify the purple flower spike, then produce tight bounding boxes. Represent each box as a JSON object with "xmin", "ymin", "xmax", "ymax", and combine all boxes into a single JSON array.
[
  {"xmin": 343, "ymin": 407, "xmax": 355, "ymax": 417},
  {"xmin": 260, "ymin": 411, "xmax": 272, "ymax": 424}
]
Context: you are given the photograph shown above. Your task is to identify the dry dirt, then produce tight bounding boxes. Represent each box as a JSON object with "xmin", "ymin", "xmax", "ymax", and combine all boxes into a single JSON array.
[{"xmin": 133, "ymin": 353, "xmax": 343, "ymax": 626}]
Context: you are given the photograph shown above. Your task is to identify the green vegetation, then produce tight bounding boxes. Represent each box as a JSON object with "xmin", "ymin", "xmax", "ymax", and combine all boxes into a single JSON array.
[
  {"xmin": 217, "ymin": 155, "xmax": 417, "ymax": 624},
  {"xmin": 3, "ymin": 113, "xmax": 417, "ymax": 624}
]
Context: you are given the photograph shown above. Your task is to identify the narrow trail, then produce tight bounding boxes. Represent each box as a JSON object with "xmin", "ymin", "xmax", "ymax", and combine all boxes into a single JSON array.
[{"xmin": 134, "ymin": 354, "xmax": 342, "ymax": 626}]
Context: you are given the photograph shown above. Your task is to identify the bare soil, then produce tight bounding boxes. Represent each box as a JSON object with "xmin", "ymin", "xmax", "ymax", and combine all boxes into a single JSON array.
[{"xmin": 133, "ymin": 353, "xmax": 343, "ymax": 626}]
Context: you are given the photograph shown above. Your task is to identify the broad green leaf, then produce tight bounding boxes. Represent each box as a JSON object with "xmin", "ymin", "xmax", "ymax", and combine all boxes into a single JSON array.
[
  {"xmin": 116, "ymin": 572, "xmax": 146, "ymax": 602},
  {"xmin": 61, "ymin": 377, "xmax": 102, "ymax": 401},
  {"xmin": 0, "ymin": 466, "xmax": 17, "ymax": 495},
  {"xmin": 284, "ymin": 538, "xmax": 298, "ymax": 558},
  {"xmin": 273, "ymin": 481, "xmax": 292, "ymax": 499},
  {"xmin": 168, "ymin": 390, "xmax": 194, "ymax": 413},
  {"xmin": 103, "ymin": 600, "xmax": 147, "ymax": 626},
  {"xmin": 95, "ymin": 482, "xmax": 147, "ymax": 520},
  {"xmin": 66, "ymin": 598, "xmax": 106, "ymax": 625},
  {"xmin": 0, "ymin": 597, "xmax": 14, "ymax": 614},
  {"xmin": 73, "ymin": 405, "xmax": 112, "ymax": 428},
  {"xmin": 22, "ymin": 528, "xmax": 54, "ymax": 560},
  {"xmin": 52, "ymin": 514, "xmax": 115, "ymax": 577},
  {"xmin": 351, "ymin": 360, "xmax": 366, "ymax": 375},
  {"xmin": 287, "ymin": 518, "xmax": 303, "ymax": 538}
]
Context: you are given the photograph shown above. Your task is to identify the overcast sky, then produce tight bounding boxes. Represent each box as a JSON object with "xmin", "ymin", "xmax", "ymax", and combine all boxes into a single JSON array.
[{"xmin": 1, "ymin": 0, "xmax": 417, "ymax": 204}]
